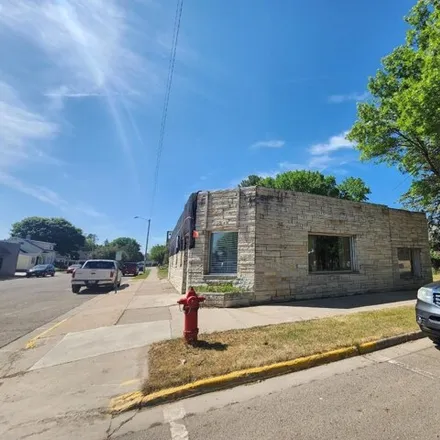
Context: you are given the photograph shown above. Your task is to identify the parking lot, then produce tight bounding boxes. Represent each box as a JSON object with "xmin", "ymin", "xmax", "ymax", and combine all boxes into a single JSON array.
[{"xmin": 0, "ymin": 273, "xmax": 104, "ymax": 348}]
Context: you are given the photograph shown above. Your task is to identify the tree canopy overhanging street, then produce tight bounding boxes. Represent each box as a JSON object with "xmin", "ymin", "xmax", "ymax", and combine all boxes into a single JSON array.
[{"xmin": 347, "ymin": 0, "xmax": 440, "ymax": 265}]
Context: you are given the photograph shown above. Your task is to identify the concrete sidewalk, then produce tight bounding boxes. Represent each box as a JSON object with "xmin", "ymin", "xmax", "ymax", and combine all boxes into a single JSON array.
[{"xmin": 0, "ymin": 269, "xmax": 417, "ymax": 439}]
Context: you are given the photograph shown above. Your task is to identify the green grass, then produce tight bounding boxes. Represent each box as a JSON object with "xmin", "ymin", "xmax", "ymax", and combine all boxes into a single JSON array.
[
  {"xmin": 157, "ymin": 266, "xmax": 168, "ymax": 280},
  {"xmin": 193, "ymin": 283, "xmax": 241, "ymax": 293},
  {"xmin": 132, "ymin": 269, "xmax": 151, "ymax": 280},
  {"xmin": 144, "ymin": 305, "xmax": 418, "ymax": 394}
]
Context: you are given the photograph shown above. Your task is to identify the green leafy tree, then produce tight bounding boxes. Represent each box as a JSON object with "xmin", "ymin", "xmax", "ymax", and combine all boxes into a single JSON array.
[
  {"xmin": 338, "ymin": 177, "xmax": 371, "ymax": 202},
  {"xmin": 149, "ymin": 244, "xmax": 168, "ymax": 265},
  {"xmin": 93, "ymin": 245, "xmax": 116, "ymax": 260},
  {"xmin": 239, "ymin": 170, "xmax": 370, "ymax": 202},
  {"xmin": 112, "ymin": 237, "xmax": 142, "ymax": 261},
  {"xmin": 274, "ymin": 171, "xmax": 340, "ymax": 197},
  {"xmin": 239, "ymin": 175, "xmax": 263, "ymax": 187},
  {"xmin": 83, "ymin": 233, "xmax": 98, "ymax": 252},
  {"xmin": 10, "ymin": 217, "xmax": 85, "ymax": 256},
  {"xmin": 92, "ymin": 237, "xmax": 143, "ymax": 261},
  {"xmin": 347, "ymin": 0, "xmax": 440, "ymax": 225}
]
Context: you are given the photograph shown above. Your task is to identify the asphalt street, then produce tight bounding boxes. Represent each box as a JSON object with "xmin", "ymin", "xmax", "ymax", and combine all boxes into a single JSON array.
[
  {"xmin": 116, "ymin": 339, "xmax": 440, "ymax": 440},
  {"xmin": 0, "ymin": 273, "xmax": 99, "ymax": 348}
]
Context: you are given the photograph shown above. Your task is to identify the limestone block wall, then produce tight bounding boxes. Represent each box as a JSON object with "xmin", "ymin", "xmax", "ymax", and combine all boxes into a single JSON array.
[
  {"xmin": 169, "ymin": 187, "xmax": 432, "ymax": 304},
  {"xmin": 254, "ymin": 188, "xmax": 432, "ymax": 302},
  {"xmin": 185, "ymin": 189, "xmax": 256, "ymax": 293},
  {"xmin": 168, "ymin": 251, "xmax": 185, "ymax": 293},
  {"xmin": 389, "ymin": 209, "xmax": 432, "ymax": 288}
]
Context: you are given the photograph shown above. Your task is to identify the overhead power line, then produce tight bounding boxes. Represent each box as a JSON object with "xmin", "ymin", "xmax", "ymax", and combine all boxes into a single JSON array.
[{"xmin": 149, "ymin": 0, "xmax": 184, "ymax": 216}]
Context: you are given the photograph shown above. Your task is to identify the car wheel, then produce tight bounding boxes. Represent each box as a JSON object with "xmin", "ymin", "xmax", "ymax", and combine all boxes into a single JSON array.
[
  {"xmin": 51, "ymin": 273, "xmax": 55, "ymax": 277},
  {"xmin": 26, "ymin": 273, "xmax": 30, "ymax": 278},
  {"xmin": 429, "ymin": 336, "xmax": 440, "ymax": 345},
  {"xmin": 72, "ymin": 285, "xmax": 81, "ymax": 294}
]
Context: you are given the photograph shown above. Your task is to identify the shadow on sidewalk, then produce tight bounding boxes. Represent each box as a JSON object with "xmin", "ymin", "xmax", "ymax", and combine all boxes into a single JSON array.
[{"xmin": 266, "ymin": 290, "xmax": 417, "ymax": 310}]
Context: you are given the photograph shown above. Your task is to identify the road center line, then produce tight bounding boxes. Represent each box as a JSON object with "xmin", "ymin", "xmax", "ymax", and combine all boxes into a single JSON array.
[{"xmin": 163, "ymin": 403, "xmax": 189, "ymax": 440}]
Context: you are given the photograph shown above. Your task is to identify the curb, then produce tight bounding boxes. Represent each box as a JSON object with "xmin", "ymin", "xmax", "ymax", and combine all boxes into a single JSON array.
[{"xmin": 109, "ymin": 331, "xmax": 425, "ymax": 414}]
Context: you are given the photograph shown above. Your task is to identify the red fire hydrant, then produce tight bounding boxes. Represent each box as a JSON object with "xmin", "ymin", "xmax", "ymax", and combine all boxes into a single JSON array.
[{"xmin": 177, "ymin": 287, "xmax": 205, "ymax": 345}]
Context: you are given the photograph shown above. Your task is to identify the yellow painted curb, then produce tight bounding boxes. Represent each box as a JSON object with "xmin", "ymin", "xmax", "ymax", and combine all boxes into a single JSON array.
[
  {"xmin": 25, "ymin": 319, "xmax": 68, "ymax": 349},
  {"xmin": 109, "ymin": 331, "xmax": 424, "ymax": 414},
  {"xmin": 110, "ymin": 346, "xmax": 357, "ymax": 413}
]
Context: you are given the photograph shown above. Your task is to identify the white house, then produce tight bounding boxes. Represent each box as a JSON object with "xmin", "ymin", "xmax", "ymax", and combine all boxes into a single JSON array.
[{"xmin": 5, "ymin": 237, "xmax": 56, "ymax": 271}]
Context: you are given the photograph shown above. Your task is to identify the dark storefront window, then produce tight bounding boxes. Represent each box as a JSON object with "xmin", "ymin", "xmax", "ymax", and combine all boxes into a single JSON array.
[
  {"xmin": 209, "ymin": 232, "xmax": 238, "ymax": 274},
  {"xmin": 309, "ymin": 235, "xmax": 353, "ymax": 272}
]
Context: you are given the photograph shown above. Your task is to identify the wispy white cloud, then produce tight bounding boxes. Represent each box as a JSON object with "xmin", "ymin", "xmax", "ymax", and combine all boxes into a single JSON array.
[
  {"xmin": 73, "ymin": 204, "xmax": 105, "ymax": 218},
  {"xmin": 0, "ymin": 171, "xmax": 105, "ymax": 219},
  {"xmin": 0, "ymin": 81, "xmax": 59, "ymax": 169},
  {"xmin": 279, "ymin": 162, "xmax": 303, "ymax": 171},
  {"xmin": 0, "ymin": 80, "xmax": 105, "ymax": 217},
  {"xmin": 308, "ymin": 154, "xmax": 335, "ymax": 170},
  {"xmin": 251, "ymin": 140, "xmax": 285, "ymax": 149},
  {"xmin": 234, "ymin": 130, "xmax": 359, "ymax": 185},
  {"xmin": 278, "ymin": 156, "xmax": 337, "ymax": 173},
  {"xmin": 0, "ymin": 0, "xmax": 153, "ymax": 96},
  {"xmin": 328, "ymin": 92, "xmax": 369, "ymax": 104},
  {"xmin": 0, "ymin": 0, "xmax": 162, "ymax": 188},
  {"xmin": 308, "ymin": 132, "xmax": 353, "ymax": 155},
  {"xmin": 0, "ymin": 171, "xmax": 65, "ymax": 206},
  {"xmin": 44, "ymin": 85, "xmax": 140, "ymax": 111}
]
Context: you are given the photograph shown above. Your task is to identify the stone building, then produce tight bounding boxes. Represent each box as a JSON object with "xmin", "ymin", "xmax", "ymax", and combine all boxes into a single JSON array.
[{"xmin": 168, "ymin": 187, "xmax": 432, "ymax": 307}]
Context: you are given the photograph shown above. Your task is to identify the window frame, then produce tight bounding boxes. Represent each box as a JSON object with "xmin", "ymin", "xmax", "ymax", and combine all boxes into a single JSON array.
[
  {"xmin": 207, "ymin": 231, "xmax": 239, "ymax": 275},
  {"xmin": 397, "ymin": 247, "xmax": 421, "ymax": 279},
  {"xmin": 308, "ymin": 233, "xmax": 356, "ymax": 274}
]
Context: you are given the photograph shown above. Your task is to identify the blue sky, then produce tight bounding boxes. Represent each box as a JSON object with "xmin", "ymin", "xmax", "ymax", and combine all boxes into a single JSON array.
[{"xmin": 0, "ymin": 0, "xmax": 417, "ymax": 251}]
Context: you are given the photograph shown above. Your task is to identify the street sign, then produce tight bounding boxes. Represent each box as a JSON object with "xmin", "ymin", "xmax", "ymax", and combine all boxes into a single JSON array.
[{"xmin": 115, "ymin": 251, "xmax": 123, "ymax": 261}]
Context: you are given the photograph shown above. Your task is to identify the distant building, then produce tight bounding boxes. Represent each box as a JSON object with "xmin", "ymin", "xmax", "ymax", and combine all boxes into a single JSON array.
[
  {"xmin": 56, "ymin": 250, "xmax": 93, "ymax": 267},
  {"xmin": 0, "ymin": 241, "xmax": 20, "ymax": 277},
  {"xmin": 5, "ymin": 237, "xmax": 56, "ymax": 271},
  {"xmin": 168, "ymin": 188, "xmax": 432, "ymax": 307}
]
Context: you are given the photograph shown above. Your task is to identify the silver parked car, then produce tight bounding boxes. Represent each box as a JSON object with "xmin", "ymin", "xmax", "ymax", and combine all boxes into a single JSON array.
[{"xmin": 416, "ymin": 280, "xmax": 440, "ymax": 345}]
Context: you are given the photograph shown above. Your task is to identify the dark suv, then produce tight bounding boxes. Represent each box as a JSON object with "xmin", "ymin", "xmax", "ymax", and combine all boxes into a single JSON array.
[
  {"xmin": 416, "ymin": 281, "xmax": 440, "ymax": 345},
  {"xmin": 122, "ymin": 262, "xmax": 139, "ymax": 276},
  {"xmin": 26, "ymin": 264, "xmax": 56, "ymax": 278}
]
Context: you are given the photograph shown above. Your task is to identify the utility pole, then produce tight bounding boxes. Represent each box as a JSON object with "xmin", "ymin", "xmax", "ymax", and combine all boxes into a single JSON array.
[
  {"xmin": 134, "ymin": 216, "xmax": 151, "ymax": 271},
  {"xmin": 144, "ymin": 218, "xmax": 151, "ymax": 270}
]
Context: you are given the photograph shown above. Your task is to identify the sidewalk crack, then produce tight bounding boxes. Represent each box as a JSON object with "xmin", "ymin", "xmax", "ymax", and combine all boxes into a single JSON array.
[{"xmin": 106, "ymin": 408, "xmax": 140, "ymax": 439}]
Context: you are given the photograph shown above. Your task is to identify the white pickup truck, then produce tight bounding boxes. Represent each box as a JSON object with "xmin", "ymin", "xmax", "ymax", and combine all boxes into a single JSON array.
[{"xmin": 71, "ymin": 259, "xmax": 123, "ymax": 293}]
